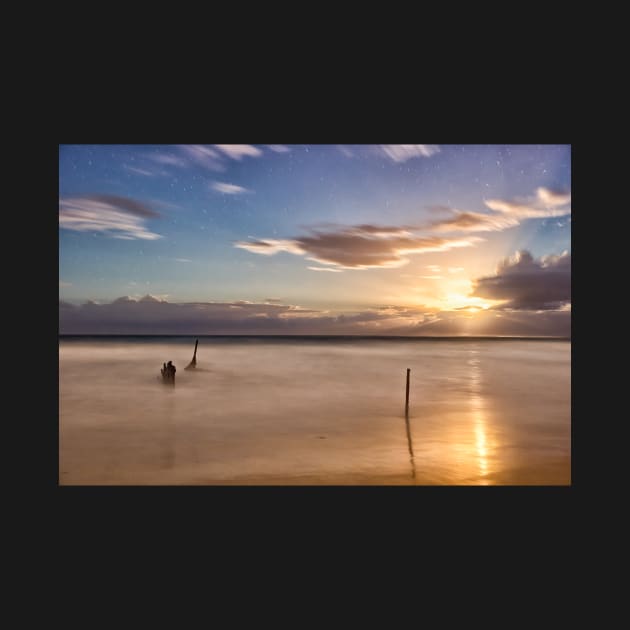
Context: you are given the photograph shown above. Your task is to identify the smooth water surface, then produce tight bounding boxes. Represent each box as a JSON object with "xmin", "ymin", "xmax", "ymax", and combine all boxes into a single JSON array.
[{"xmin": 59, "ymin": 338, "xmax": 571, "ymax": 485}]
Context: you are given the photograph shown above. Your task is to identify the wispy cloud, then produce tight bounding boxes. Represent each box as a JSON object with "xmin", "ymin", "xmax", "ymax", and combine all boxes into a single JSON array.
[
  {"xmin": 379, "ymin": 145, "xmax": 440, "ymax": 162},
  {"xmin": 308, "ymin": 266, "xmax": 343, "ymax": 272},
  {"xmin": 431, "ymin": 210, "xmax": 520, "ymax": 233},
  {"xmin": 123, "ymin": 165, "xmax": 156, "ymax": 177},
  {"xmin": 174, "ymin": 258, "xmax": 192, "ymax": 263},
  {"xmin": 234, "ymin": 186, "xmax": 568, "ymax": 273},
  {"xmin": 146, "ymin": 152, "xmax": 188, "ymax": 168},
  {"xmin": 138, "ymin": 145, "xmax": 276, "ymax": 177},
  {"xmin": 337, "ymin": 145, "xmax": 355, "ymax": 158},
  {"xmin": 59, "ymin": 281, "xmax": 72, "ymax": 287},
  {"xmin": 211, "ymin": 182, "xmax": 252, "ymax": 195},
  {"xmin": 536, "ymin": 187, "xmax": 571, "ymax": 207},
  {"xmin": 79, "ymin": 195, "xmax": 160, "ymax": 218},
  {"xmin": 236, "ymin": 225, "xmax": 481, "ymax": 270},
  {"xmin": 266, "ymin": 145, "xmax": 291, "ymax": 153},
  {"xmin": 178, "ymin": 145, "xmax": 225, "ymax": 171},
  {"xmin": 235, "ymin": 239, "xmax": 305, "ymax": 256},
  {"xmin": 472, "ymin": 250, "xmax": 571, "ymax": 310},
  {"xmin": 214, "ymin": 144, "xmax": 263, "ymax": 160},
  {"xmin": 484, "ymin": 186, "xmax": 571, "ymax": 219},
  {"xmin": 427, "ymin": 187, "xmax": 571, "ymax": 237},
  {"xmin": 59, "ymin": 195, "xmax": 162, "ymax": 240}
]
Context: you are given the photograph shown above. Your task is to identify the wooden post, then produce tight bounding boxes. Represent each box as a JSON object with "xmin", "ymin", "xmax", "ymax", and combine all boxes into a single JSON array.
[
  {"xmin": 404, "ymin": 368, "xmax": 416, "ymax": 482},
  {"xmin": 405, "ymin": 368, "xmax": 410, "ymax": 416},
  {"xmin": 185, "ymin": 339, "xmax": 199, "ymax": 370}
]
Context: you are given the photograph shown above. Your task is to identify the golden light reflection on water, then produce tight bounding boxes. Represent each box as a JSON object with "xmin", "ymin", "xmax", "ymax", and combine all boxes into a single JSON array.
[{"xmin": 469, "ymin": 348, "xmax": 490, "ymax": 485}]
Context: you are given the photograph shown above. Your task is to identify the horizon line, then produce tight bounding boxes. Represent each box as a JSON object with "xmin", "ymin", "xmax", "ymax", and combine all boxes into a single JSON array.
[{"xmin": 59, "ymin": 334, "xmax": 571, "ymax": 340}]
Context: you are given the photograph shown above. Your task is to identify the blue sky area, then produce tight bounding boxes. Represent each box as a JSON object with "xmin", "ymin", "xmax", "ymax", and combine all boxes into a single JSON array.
[{"xmin": 59, "ymin": 144, "xmax": 571, "ymax": 335}]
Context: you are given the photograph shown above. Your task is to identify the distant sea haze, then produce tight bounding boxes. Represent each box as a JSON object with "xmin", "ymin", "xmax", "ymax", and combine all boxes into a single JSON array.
[{"xmin": 59, "ymin": 337, "xmax": 571, "ymax": 485}]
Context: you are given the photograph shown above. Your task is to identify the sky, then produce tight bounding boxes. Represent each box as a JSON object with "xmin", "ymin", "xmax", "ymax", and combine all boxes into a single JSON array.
[{"xmin": 59, "ymin": 144, "xmax": 571, "ymax": 335}]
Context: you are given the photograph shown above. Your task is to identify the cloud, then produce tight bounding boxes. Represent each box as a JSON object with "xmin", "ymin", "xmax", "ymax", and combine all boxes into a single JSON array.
[
  {"xmin": 352, "ymin": 224, "xmax": 414, "ymax": 237},
  {"xmin": 431, "ymin": 211, "xmax": 520, "ymax": 233},
  {"xmin": 139, "ymin": 294, "xmax": 168, "ymax": 303},
  {"xmin": 174, "ymin": 258, "xmax": 192, "ymax": 263},
  {"xmin": 233, "ymin": 185, "xmax": 569, "ymax": 275},
  {"xmin": 78, "ymin": 195, "xmax": 159, "ymax": 218},
  {"xmin": 59, "ymin": 196, "xmax": 162, "ymax": 240},
  {"xmin": 60, "ymin": 297, "xmax": 322, "ymax": 334},
  {"xmin": 308, "ymin": 266, "xmax": 343, "ymax": 272},
  {"xmin": 379, "ymin": 145, "xmax": 440, "ymax": 162},
  {"xmin": 235, "ymin": 225, "xmax": 481, "ymax": 270},
  {"xmin": 214, "ymin": 144, "xmax": 263, "ymax": 160},
  {"xmin": 427, "ymin": 186, "xmax": 570, "ymax": 237},
  {"xmin": 144, "ymin": 145, "xmax": 264, "ymax": 173},
  {"xmin": 59, "ymin": 296, "xmax": 570, "ymax": 337},
  {"xmin": 266, "ymin": 145, "xmax": 291, "ymax": 153},
  {"xmin": 484, "ymin": 187, "xmax": 571, "ymax": 219},
  {"xmin": 211, "ymin": 182, "xmax": 251, "ymax": 195},
  {"xmin": 146, "ymin": 152, "xmax": 188, "ymax": 168},
  {"xmin": 337, "ymin": 145, "xmax": 355, "ymax": 158},
  {"xmin": 59, "ymin": 281, "xmax": 72, "ymax": 287},
  {"xmin": 536, "ymin": 187, "xmax": 571, "ymax": 206},
  {"xmin": 235, "ymin": 239, "xmax": 305, "ymax": 256},
  {"xmin": 178, "ymin": 145, "xmax": 225, "ymax": 171},
  {"xmin": 471, "ymin": 250, "xmax": 571, "ymax": 310},
  {"xmin": 111, "ymin": 294, "xmax": 169, "ymax": 304},
  {"xmin": 123, "ymin": 165, "xmax": 156, "ymax": 176}
]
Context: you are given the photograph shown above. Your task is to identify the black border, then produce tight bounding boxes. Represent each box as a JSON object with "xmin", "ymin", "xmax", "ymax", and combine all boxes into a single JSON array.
[{"xmin": 52, "ymin": 97, "xmax": 574, "ymax": 547}]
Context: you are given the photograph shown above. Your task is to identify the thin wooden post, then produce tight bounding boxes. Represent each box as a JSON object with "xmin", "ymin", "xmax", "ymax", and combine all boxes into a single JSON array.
[
  {"xmin": 185, "ymin": 339, "xmax": 199, "ymax": 370},
  {"xmin": 404, "ymin": 368, "xmax": 416, "ymax": 482},
  {"xmin": 405, "ymin": 368, "xmax": 410, "ymax": 416}
]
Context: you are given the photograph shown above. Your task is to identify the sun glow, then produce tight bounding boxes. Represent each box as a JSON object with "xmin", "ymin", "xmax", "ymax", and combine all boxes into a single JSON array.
[
  {"xmin": 441, "ymin": 293, "xmax": 494, "ymax": 312},
  {"xmin": 410, "ymin": 276, "xmax": 502, "ymax": 313}
]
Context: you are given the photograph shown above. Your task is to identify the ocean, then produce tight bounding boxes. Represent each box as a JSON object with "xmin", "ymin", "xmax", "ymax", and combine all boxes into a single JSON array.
[{"xmin": 59, "ymin": 337, "xmax": 571, "ymax": 485}]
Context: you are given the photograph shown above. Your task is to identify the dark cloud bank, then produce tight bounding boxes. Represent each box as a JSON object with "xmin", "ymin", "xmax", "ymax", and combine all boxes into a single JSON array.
[
  {"xmin": 58, "ymin": 297, "xmax": 571, "ymax": 336},
  {"xmin": 472, "ymin": 250, "xmax": 570, "ymax": 310}
]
